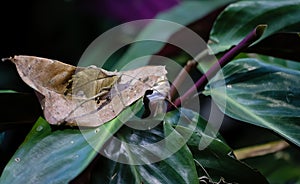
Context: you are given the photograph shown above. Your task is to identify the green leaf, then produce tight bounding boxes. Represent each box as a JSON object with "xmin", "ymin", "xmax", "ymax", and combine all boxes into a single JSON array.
[
  {"xmin": 0, "ymin": 100, "xmax": 143, "ymax": 183},
  {"xmin": 233, "ymin": 53, "xmax": 300, "ymax": 70},
  {"xmin": 204, "ymin": 58, "xmax": 300, "ymax": 147},
  {"xmin": 209, "ymin": 0, "xmax": 300, "ymax": 54},
  {"xmin": 112, "ymin": 0, "xmax": 233, "ymax": 70},
  {"xmin": 244, "ymin": 147, "xmax": 300, "ymax": 184},
  {"xmin": 251, "ymin": 54, "xmax": 300, "ymax": 70},
  {"xmin": 165, "ymin": 109, "xmax": 269, "ymax": 184},
  {"xmin": 0, "ymin": 90, "xmax": 17, "ymax": 93},
  {"xmin": 91, "ymin": 115, "xmax": 199, "ymax": 184}
]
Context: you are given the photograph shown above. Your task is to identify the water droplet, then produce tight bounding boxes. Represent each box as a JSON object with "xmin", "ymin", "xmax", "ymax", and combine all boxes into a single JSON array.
[
  {"xmin": 275, "ymin": 151, "xmax": 290, "ymax": 161},
  {"xmin": 15, "ymin": 158, "xmax": 21, "ymax": 162},
  {"xmin": 111, "ymin": 172, "xmax": 117, "ymax": 180},
  {"xmin": 247, "ymin": 66, "xmax": 257, "ymax": 71},
  {"xmin": 226, "ymin": 84, "xmax": 232, "ymax": 88},
  {"xmin": 73, "ymin": 154, "xmax": 79, "ymax": 159},
  {"xmin": 36, "ymin": 126, "xmax": 43, "ymax": 132},
  {"xmin": 95, "ymin": 128, "xmax": 100, "ymax": 133},
  {"xmin": 70, "ymin": 140, "xmax": 74, "ymax": 144}
]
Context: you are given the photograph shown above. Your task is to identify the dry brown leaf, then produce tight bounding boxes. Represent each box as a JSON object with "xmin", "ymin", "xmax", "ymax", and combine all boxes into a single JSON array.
[{"xmin": 7, "ymin": 55, "xmax": 169, "ymax": 127}]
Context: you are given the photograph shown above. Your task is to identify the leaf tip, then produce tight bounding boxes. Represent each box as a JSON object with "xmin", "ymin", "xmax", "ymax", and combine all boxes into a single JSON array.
[{"xmin": 255, "ymin": 24, "xmax": 268, "ymax": 38}]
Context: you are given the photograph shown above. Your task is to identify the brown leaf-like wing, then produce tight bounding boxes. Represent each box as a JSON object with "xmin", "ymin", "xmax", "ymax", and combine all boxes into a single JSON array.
[
  {"xmin": 10, "ymin": 55, "xmax": 76, "ymax": 94},
  {"xmin": 8, "ymin": 55, "xmax": 169, "ymax": 127}
]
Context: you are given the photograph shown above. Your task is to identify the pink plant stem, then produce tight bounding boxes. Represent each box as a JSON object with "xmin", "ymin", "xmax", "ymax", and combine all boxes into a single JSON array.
[
  {"xmin": 169, "ymin": 60, "xmax": 197, "ymax": 101},
  {"xmin": 171, "ymin": 25, "xmax": 267, "ymax": 109}
]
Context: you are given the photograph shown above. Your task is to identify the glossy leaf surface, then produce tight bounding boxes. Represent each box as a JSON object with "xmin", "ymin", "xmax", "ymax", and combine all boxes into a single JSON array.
[
  {"xmin": 205, "ymin": 58, "xmax": 300, "ymax": 146},
  {"xmin": 88, "ymin": 108, "xmax": 268, "ymax": 183},
  {"xmin": 165, "ymin": 109, "xmax": 268, "ymax": 184},
  {"xmin": 0, "ymin": 100, "xmax": 143, "ymax": 183},
  {"xmin": 209, "ymin": 0, "xmax": 300, "ymax": 54},
  {"xmin": 91, "ymin": 114, "xmax": 199, "ymax": 184}
]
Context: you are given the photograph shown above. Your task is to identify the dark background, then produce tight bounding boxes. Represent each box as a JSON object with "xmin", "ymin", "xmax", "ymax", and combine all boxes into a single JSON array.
[
  {"xmin": 0, "ymin": 0, "xmax": 108, "ymax": 92},
  {"xmin": 0, "ymin": 0, "xmax": 179, "ymax": 91}
]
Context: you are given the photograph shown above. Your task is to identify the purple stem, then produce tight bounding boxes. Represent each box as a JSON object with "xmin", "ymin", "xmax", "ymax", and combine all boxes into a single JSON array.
[{"xmin": 172, "ymin": 24, "xmax": 267, "ymax": 108}]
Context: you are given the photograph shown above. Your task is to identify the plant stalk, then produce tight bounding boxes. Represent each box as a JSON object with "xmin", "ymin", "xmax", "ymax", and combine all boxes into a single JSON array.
[
  {"xmin": 234, "ymin": 140, "xmax": 289, "ymax": 160},
  {"xmin": 171, "ymin": 24, "xmax": 267, "ymax": 109},
  {"xmin": 169, "ymin": 60, "xmax": 197, "ymax": 101}
]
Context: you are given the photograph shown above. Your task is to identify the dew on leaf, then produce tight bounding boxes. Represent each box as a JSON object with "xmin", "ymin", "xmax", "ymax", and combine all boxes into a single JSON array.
[
  {"xmin": 14, "ymin": 158, "xmax": 21, "ymax": 162},
  {"xmin": 36, "ymin": 126, "xmax": 43, "ymax": 132},
  {"xmin": 226, "ymin": 84, "xmax": 232, "ymax": 88}
]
